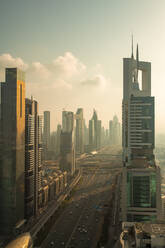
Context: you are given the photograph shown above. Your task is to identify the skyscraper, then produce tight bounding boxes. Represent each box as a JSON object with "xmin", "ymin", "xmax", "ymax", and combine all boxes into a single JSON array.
[
  {"xmin": 88, "ymin": 109, "xmax": 101, "ymax": 150},
  {"xmin": 121, "ymin": 42, "xmax": 162, "ymax": 222},
  {"xmin": 43, "ymin": 111, "xmax": 50, "ymax": 159},
  {"xmin": 62, "ymin": 110, "xmax": 74, "ymax": 132},
  {"xmin": 75, "ymin": 108, "xmax": 84, "ymax": 154},
  {"xmin": 0, "ymin": 68, "xmax": 25, "ymax": 235},
  {"xmin": 109, "ymin": 115, "xmax": 121, "ymax": 145},
  {"xmin": 55, "ymin": 124, "xmax": 62, "ymax": 157},
  {"xmin": 25, "ymin": 97, "xmax": 42, "ymax": 219},
  {"xmin": 60, "ymin": 111, "xmax": 75, "ymax": 175}
]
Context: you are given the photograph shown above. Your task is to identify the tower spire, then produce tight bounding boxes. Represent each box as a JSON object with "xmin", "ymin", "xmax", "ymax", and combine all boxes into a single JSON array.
[
  {"xmin": 136, "ymin": 43, "xmax": 139, "ymax": 66},
  {"xmin": 131, "ymin": 35, "xmax": 134, "ymax": 59},
  {"xmin": 136, "ymin": 43, "xmax": 139, "ymax": 80}
]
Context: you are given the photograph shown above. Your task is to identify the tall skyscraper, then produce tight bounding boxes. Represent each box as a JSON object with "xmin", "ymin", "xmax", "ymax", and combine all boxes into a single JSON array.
[
  {"xmin": 0, "ymin": 68, "xmax": 25, "ymax": 235},
  {"xmin": 62, "ymin": 110, "xmax": 74, "ymax": 132},
  {"xmin": 109, "ymin": 115, "xmax": 121, "ymax": 145},
  {"xmin": 75, "ymin": 108, "xmax": 84, "ymax": 154},
  {"xmin": 55, "ymin": 124, "xmax": 62, "ymax": 157},
  {"xmin": 88, "ymin": 109, "xmax": 101, "ymax": 150},
  {"xmin": 43, "ymin": 111, "xmax": 50, "ymax": 159},
  {"xmin": 60, "ymin": 111, "xmax": 75, "ymax": 175},
  {"xmin": 121, "ymin": 42, "xmax": 162, "ymax": 222},
  {"xmin": 60, "ymin": 132, "xmax": 75, "ymax": 175},
  {"xmin": 25, "ymin": 97, "xmax": 42, "ymax": 219}
]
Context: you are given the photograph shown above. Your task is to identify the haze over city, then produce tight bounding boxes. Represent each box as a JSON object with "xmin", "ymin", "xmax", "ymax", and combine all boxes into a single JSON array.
[
  {"xmin": 2, "ymin": 1, "xmax": 165, "ymax": 248},
  {"xmin": 0, "ymin": 0, "xmax": 165, "ymax": 132}
]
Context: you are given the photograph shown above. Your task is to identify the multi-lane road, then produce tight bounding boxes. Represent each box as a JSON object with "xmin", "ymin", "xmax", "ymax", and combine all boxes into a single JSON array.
[
  {"xmin": 41, "ymin": 169, "xmax": 117, "ymax": 248},
  {"xmin": 40, "ymin": 146, "xmax": 122, "ymax": 248}
]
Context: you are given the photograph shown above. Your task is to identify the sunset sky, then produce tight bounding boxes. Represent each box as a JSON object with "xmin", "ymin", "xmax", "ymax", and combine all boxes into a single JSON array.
[{"xmin": 0, "ymin": 0, "xmax": 165, "ymax": 133}]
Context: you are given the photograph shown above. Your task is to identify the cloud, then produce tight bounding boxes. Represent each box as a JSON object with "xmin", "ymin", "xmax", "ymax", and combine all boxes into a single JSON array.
[
  {"xmin": 52, "ymin": 52, "xmax": 86, "ymax": 79},
  {"xmin": 0, "ymin": 53, "xmax": 28, "ymax": 70},
  {"xmin": 26, "ymin": 52, "xmax": 86, "ymax": 89},
  {"xmin": 0, "ymin": 52, "xmax": 108, "ymax": 93},
  {"xmin": 81, "ymin": 74, "xmax": 107, "ymax": 89}
]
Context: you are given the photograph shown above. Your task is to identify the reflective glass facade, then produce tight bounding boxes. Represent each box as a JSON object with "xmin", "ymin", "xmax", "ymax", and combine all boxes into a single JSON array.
[
  {"xmin": 127, "ymin": 214, "xmax": 156, "ymax": 222},
  {"xmin": 0, "ymin": 68, "xmax": 25, "ymax": 234},
  {"xmin": 127, "ymin": 171, "xmax": 156, "ymax": 208}
]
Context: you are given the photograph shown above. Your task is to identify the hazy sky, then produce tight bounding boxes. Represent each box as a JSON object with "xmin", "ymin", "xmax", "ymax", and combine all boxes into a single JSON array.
[{"xmin": 0, "ymin": 0, "xmax": 165, "ymax": 133}]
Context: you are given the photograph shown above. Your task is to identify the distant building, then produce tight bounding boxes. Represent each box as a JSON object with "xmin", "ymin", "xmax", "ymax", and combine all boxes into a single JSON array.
[
  {"xmin": 84, "ymin": 120, "xmax": 89, "ymax": 146},
  {"xmin": 0, "ymin": 68, "xmax": 25, "ymax": 235},
  {"xmin": 88, "ymin": 109, "xmax": 101, "ymax": 150},
  {"xmin": 75, "ymin": 108, "xmax": 84, "ymax": 154},
  {"xmin": 62, "ymin": 111, "xmax": 74, "ymax": 132},
  {"xmin": 49, "ymin": 131, "xmax": 56, "ymax": 159},
  {"xmin": 60, "ymin": 111, "xmax": 75, "ymax": 175},
  {"xmin": 55, "ymin": 124, "xmax": 62, "ymax": 157},
  {"xmin": 43, "ymin": 111, "xmax": 50, "ymax": 159},
  {"xmin": 109, "ymin": 115, "xmax": 121, "ymax": 145},
  {"xmin": 60, "ymin": 131, "xmax": 75, "ymax": 175},
  {"xmin": 25, "ymin": 97, "xmax": 42, "ymax": 218}
]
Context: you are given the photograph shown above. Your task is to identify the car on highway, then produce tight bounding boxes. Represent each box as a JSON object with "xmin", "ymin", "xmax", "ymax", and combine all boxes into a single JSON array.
[{"xmin": 50, "ymin": 241, "xmax": 54, "ymax": 246}]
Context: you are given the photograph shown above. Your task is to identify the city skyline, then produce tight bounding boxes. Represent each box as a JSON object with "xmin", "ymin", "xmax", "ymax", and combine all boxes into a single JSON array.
[{"xmin": 0, "ymin": 0, "xmax": 165, "ymax": 132}]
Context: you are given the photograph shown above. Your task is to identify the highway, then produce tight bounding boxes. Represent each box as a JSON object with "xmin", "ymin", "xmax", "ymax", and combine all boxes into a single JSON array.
[{"xmin": 41, "ymin": 168, "xmax": 118, "ymax": 248}]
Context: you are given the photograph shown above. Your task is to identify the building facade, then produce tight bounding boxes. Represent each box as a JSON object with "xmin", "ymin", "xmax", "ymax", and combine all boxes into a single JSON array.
[
  {"xmin": 109, "ymin": 115, "xmax": 121, "ymax": 145},
  {"xmin": 121, "ymin": 44, "xmax": 162, "ymax": 222},
  {"xmin": 60, "ymin": 111, "xmax": 75, "ymax": 175},
  {"xmin": 75, "ymin": 108, "xmax": 84, "ymax": 154},
  {"xmin": 0, "ymin": 68, "xmax": 25, "ymax": 235},
  {"xmin": 43, "ymin": 111, "xmax": 50, "ymax": 159},
  {"xmin": 88, "ymin": 109, "xmax": 101, "ymax": 150},
  {"xmin": 25, "ymin": 97, "xmax": 42, "ymax": 219}
]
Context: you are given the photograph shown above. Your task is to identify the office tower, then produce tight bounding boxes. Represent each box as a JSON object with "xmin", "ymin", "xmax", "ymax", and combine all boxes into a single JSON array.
[
  {"xmin": 43, "ymin": 111, "xmax": 50, "ymax": 159},
  {"xmin": 25, "ymin": 97, "xmax": 42, "ymax": 219},
  {"xmin": 60, "ymin": 111, "xmax": 75, "ymax": 175},
  {"xmin": 60, "ymin": 132, "xmax": 75, "ymax": 175},
  {"xmin": 75, "ymin": 108, "xmax": 84, "ymax": 154},
  {"xmin": 0, "ymin": 68, "xmax": 25, "ymax": 235},
  {"xmin": 101, "ymin": 127, "xmax": 109, "ymax": 147},
  {"xmin": 55, "ymin": 124, "xmax": 62, "ymax": 157},
  {"xmin": 88, "ymin": 109, "xmax": 101, "ymax": 150},
  {"xmin": 109, "ymin": 115, "xmax": 121, "ymax": 145},
  {"xmin": 49, "ymin": 131, "xmax": 56, "ymax": 159},
  {"xmin": 97, "ymin": 120, "xmax": 101, "ymax": 149},
  {"xmin": 62, "ymin": 110, "xmax": 74, "ymax": 132},
  {"xmin": 84, "ymin": 120, "xmax": 89, "ymax": 146},
  {"xmin": 121, "ymin": 43, "xmax": 161, "ymax": 222},
  {"xmin": 89, "ymin": 119, "xmax": 94, "ymax": 147}
]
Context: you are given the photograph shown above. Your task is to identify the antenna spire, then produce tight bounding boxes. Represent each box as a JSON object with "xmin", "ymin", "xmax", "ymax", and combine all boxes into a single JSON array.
[
  {"xmin": 136, "ymin": 44, "xmax": 139, "ymax": 80},
  {"xmin": 136, "ymin": 43, "xmax": 139, "ymax": 68},
  {"xmin": 131, "ymin": 35, "xmax": 134, "ymax": 59}
]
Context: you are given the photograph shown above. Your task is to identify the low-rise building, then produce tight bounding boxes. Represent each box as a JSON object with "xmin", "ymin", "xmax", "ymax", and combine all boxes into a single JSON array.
[{"xmin": 121, "ymin": 222, "xmax": 165, "ymax": 248}]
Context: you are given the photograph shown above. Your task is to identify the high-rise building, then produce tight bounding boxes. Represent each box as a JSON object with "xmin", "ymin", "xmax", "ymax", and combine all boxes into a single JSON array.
[
  {"xmin": 75, "ymin": 108, "xmax": 84, "ymax": 154},
  {"xmin": 109, "ymin": 115, "xmax": 121, "ymax": 145},
  {"xmin": 55, "ymin": 124, "xmax": 62, "ymax": 157},
  {"xmin": 84, "ymin": 120, "xmax": 89, "ymax": 146},
  {"xmin": 43, "ymin": 111, "xmax": 50, "ymax": 159},
  {"xmin": 60, "ymin": 131, "xmax": 75, "ymax": 175},
  {"xmin": 0, "ymin": 68, "xmax": 25, "ymax": 235},
  {"xmin": 25, "ymin": 97, "xmax": 42, "ymax": 219},
  {"xmin": 88, "ymin": 109, "xmax": 101, "ymax": 150},
  {"xmin": 62, "ymin": 110, "xmax": 74, "ymax": 132},
  {"xmin": 60, "ymin": 111, "xmax": 75, "ymax": 175},
  {"xmin": 121, "ymin": 42, "xmax": 162, "ymax": 222}
]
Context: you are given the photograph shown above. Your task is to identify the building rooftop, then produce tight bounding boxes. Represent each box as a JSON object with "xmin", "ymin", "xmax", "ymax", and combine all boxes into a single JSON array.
[{"xmin": 134, "ymin": 223, "xmax": 165, "ymax": 237}]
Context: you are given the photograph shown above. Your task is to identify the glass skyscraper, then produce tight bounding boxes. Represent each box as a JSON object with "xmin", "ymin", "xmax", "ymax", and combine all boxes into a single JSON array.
[
  {"xmin": 121, "ymin": 43, "xmax": 162, "ymax": 222},
  {"xmin": 0, "ymin": 68, "xmax": 25, "ymax": 235}
]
